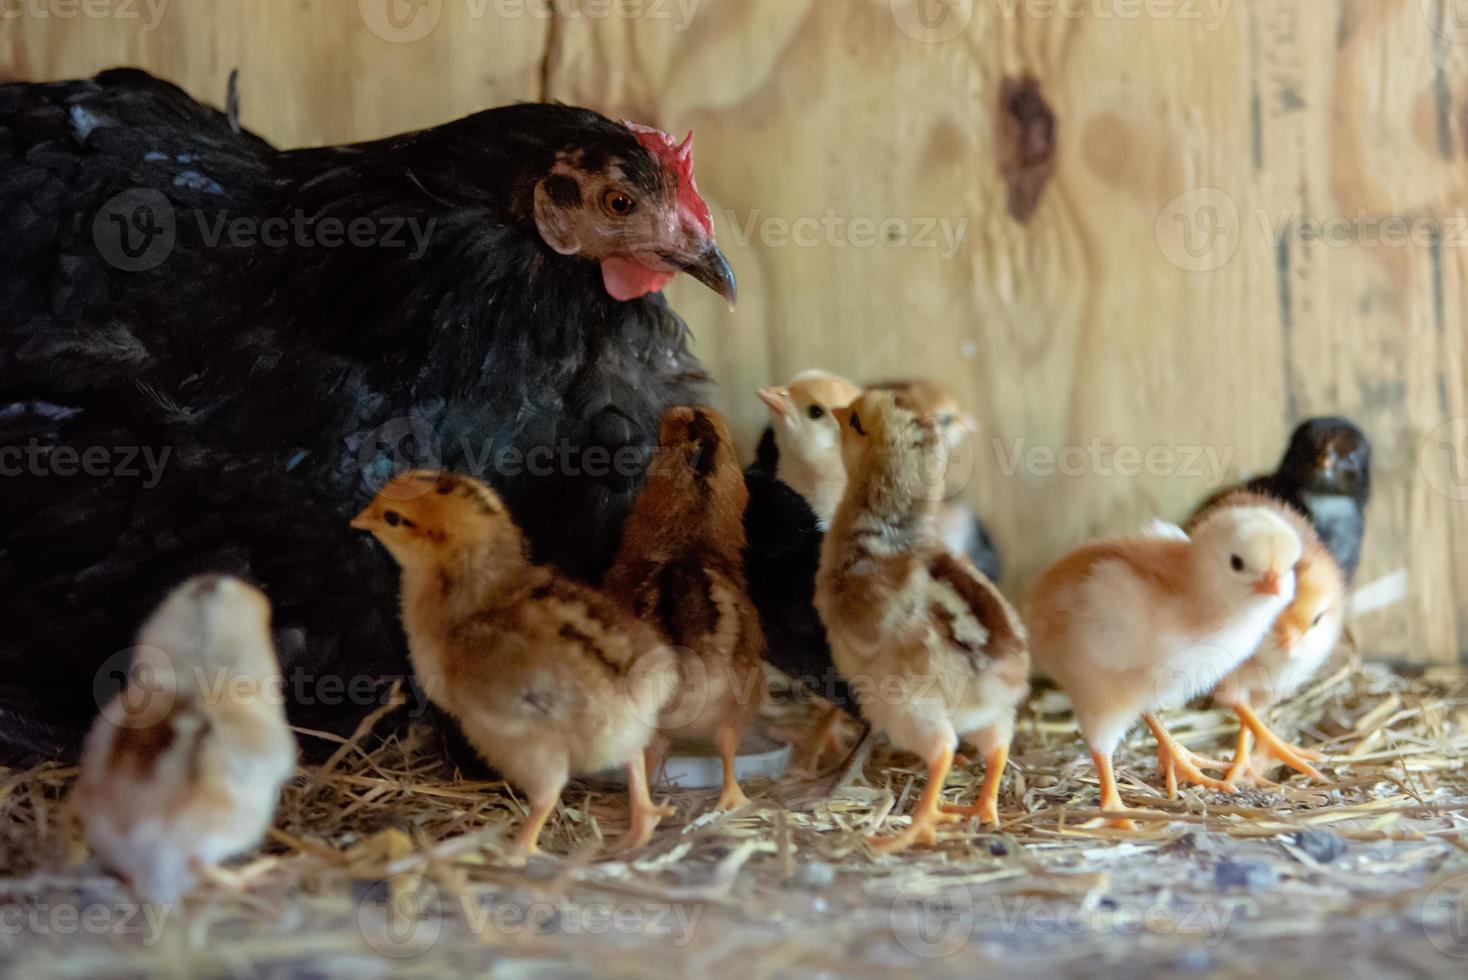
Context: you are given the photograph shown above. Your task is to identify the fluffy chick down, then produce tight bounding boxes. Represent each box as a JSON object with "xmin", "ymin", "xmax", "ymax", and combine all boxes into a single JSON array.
[
  {"xmin": 1028, "ymin": 502, "xmax": 1302, "ymax": 822},
  {"xmin": 605, "ymin": 407, "xmax": 765, "ymax": 811},
  {"xmin": 353, "ymin": 471, "xmax": 678, "ymax": 859},
  {"xmin": 75, "ymin": 575, "xmax": 296, "ymax": 904},
  {"xmin": 1190, "ymin": 490, "xmax": 1345, "ymax": 784},
  {"xmin": 816, "ymin": 389, "xmax": 1029, "ymax": 850}
]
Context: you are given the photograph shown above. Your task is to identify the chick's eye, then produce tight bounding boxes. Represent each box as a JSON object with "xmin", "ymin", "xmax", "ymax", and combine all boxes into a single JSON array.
[
  {"xmin": 383, "ymin": 510, "xmax": 402, "ymax": 527},
  {"xmin": 1312, "ymin": 611, "xmax": 1326, "ymax": 627},
  {"xmin": 603, "ymin": 191, "xmax": 636, "ymax": 216},
  {"xmin": 1230, "ymin": 554, "xmax": 1245, "ymax": 572},
  {"xmin": 807, "ymin": 405, "xmax": 825, "ymax": 420}
]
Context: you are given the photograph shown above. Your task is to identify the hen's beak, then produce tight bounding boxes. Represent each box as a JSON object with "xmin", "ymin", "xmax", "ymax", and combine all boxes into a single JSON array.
[
  {"xmin": 1253, "ymin": 569, "xmax": 1283, "ymax": 596},
  {"xmin": 758, "ymin": 387, "xmax": 792, "ymax": 419},
  {"xmin": 349, "ymin": 510, "xmax": 374, "ymax": 531},
  {"xmin": 682, "ymin": 242, "xmax": 737, "ymax": 308}
]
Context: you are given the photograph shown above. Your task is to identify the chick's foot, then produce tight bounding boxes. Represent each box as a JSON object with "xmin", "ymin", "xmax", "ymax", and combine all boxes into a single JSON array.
[
  {"xmin": 940, "ymin": 744, "xmax": 1009, "ymax": 827},
  {"xmin": 1230, "ymin": 703, "xmax": 1326, "ymax": 782},
  {"xmin": 868, "ymin": 747, "xmax": 961, "ymax": 853},
  {"xmin": 614, "ymin": 759, "xmax": 675, "ymax": 855},
  {"xmin": 1144, "ymin": 714, "xmax": 1236, "ymax": 797}
]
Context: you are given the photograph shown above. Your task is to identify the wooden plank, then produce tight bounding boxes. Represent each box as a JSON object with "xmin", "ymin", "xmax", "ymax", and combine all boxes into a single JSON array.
[{"xmin": 1, "ymin": 0, "xmax": 548, "ymax": 146}]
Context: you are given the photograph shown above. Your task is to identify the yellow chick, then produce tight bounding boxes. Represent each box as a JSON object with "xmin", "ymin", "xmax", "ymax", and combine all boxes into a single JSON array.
[
  {"xmin": 816, "ymin": 390, "xmax": 1030, "ymax": 852},
  {"xmin": 75, "ymin": 575, "xmax": 296, "ymax": 904},
  {"xmin": 1029, "ymin": 505, "xmax": 1302, "ymax": 827},
  {"xmin": 1192, "ymin": 491, "xmax": 1343, "ymax": 785},
  {"xmin": 352, "ymin": 472, "xmax": 677, "ymax": 861},
  {"xmin": 605, "ymin": 407, "xmax": 765, "ymax": 811},
  {"xmin": 758, "ymin": 370, "xmax": 864, "ymax": 527}
]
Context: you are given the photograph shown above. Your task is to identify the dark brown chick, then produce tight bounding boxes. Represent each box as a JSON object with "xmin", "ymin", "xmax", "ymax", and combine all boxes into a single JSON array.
[
  {"xmin": 605, "ymin": 407, "xmax": 766, "ymax": 811},
  {"xmin": 352, "ymin": 472, "xmax": 678, "ymax": 863}
]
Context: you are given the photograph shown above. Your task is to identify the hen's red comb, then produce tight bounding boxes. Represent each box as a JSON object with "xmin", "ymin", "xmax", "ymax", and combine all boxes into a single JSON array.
[{"xmin": 624, "ymin": 121, "xmax": 714, "ymax": 236}]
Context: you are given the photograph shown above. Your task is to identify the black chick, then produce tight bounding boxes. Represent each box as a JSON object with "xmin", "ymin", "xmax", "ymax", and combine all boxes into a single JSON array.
[
  {"xmin": 0, "ymin": 69, "xmax": 735, "ymax": 757},
  {"xmin": 1198, "ymin": 417, "xmax": 1371, "ymax": 583}
]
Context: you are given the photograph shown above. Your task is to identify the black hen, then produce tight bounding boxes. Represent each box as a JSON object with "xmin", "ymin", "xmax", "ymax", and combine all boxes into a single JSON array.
[{"xmin": 0, "ymin": 69, "xmax": 736, "ymax": 756}]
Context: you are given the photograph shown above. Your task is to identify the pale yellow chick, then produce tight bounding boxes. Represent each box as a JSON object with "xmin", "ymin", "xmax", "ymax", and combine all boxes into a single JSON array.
[
  {"xmin": 759, "ymin": 370, "xmax": 863, "ymax": 527},
  {"xmin": 75, "ymin": 575, "xmax": 296, "ymax": 904},
  {"xmin": 1192, "ymin": 491, "xmax": 1344, "ymax": 785},
  {"xmin": 1029, "ymin": 505, "xmax": 1302, "ymax": 827}
]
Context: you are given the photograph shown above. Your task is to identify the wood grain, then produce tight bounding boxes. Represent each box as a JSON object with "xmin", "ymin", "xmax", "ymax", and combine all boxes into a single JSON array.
[{"xmin": 5, "ymin": 0, "xmax": 1465, "ymax": 662}]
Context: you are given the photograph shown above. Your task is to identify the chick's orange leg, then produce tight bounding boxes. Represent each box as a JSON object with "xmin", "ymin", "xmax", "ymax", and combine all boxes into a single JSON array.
[
  {"xmin": 643, "ymin": 736, "xmax": 669, "ymax": 787},
  {"xmin": 1143, "ymin": 714, "xmax": 1236, "ymax": 797},
  {"xmin": 796, "ymin": 705, "xmax": 846, "ymax": 775},
  {"xmin": 1232, "ymin": 703, "xmax": 1326, "ymax": 782},
  {"xmin": 869, "ymin": 745, "xmax": 961, "ymax": 853},
  {"xmin": 1085, "ymin": 750, "xmax": 1136, "ymax": 831},
  {"xmin": 508, "ymin": 789, "xmax": 559, "ymax": 865},
  {"xmin": 713, "ymin": 720, "xmax": 751, "ymax": 811},
  {"xmin": 1223, "ymin": 725, "xmax": 1276, "ymax": 787},
  {"xmin": 615, "ymin": 758, "xmax": 675, "ymax": 854},
  {"xmin": 940, "ymin": 744, "xmax": 1009, "ymax": 827}
]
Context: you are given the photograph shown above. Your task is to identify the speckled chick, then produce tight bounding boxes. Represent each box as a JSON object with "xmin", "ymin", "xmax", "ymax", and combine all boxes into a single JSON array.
[
  {"xmin": 353, "ymin": 472, "xmax": 678, "ymax": 862},
  {"xmin": 816, "ymin": 389, "xmax": 1029, "ymax": 852}
]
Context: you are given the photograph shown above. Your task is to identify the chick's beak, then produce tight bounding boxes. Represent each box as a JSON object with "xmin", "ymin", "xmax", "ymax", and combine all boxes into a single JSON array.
[
  {"xmin": 681, "ymin": 242, "xmax": 737, "ymax": 308},
  {"xmin": 349, "ymin": 508, "xmax": 375, "ymax": 531},
  {"xmin": 1253, "ymin": 569, "xmax": 1283, "ymax": 596},
  {"xmin": 758, "ymin": 387, "xmax": 792, "ymax": 419}
]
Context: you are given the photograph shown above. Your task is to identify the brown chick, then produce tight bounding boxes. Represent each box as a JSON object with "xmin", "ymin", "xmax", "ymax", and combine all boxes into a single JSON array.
[
  {"xmin": 352, "ymin": 472, "xmax": 678, "ymax": 862},
  {"xmin": 1188, "ymin": 491, "xmax": 1344, "ymax": 786},
  {"xmin": 816, "ymin": 390, "xmax": 1030, "ymax": 852},
  {"xmin": 604, "ymin": 407, "xmax": 766, "ymax": 811},
  {"xmin": 75, "ymin": 575, "xmax": 296, "ymax": 904},
  {"xmin": 1029, "ymin": 505, "xmax": 1302, "ymax": 828}
]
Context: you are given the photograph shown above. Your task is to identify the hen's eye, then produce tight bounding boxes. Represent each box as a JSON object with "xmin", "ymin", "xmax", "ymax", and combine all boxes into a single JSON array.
[
  {"xmin": 1230, "ymin": 554, "xmax": 1245, "ymax": 572},
  {"xmin": 1312, "ymin": 611, "xmax": 1326, "ymax": 627},
  {"xmin": 807, "ymin": 405, "xmax": 825, "ymax": 420},
  {"xmin": 849, "ymin": 413, "xmax": 866, "ymax": 436},
  {"xmin": 384, "ymin": 510, "xmax": 402, "ymax": 527},
  {"xmin": 603, "ymin": 191, "xmax": 636, "ymax": 216}
]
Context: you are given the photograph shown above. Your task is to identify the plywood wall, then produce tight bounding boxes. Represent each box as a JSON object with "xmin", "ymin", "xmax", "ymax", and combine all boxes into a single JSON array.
[{"xmin": 6, "ymin": 0, "xmax": 1466, "ymax": 663}]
